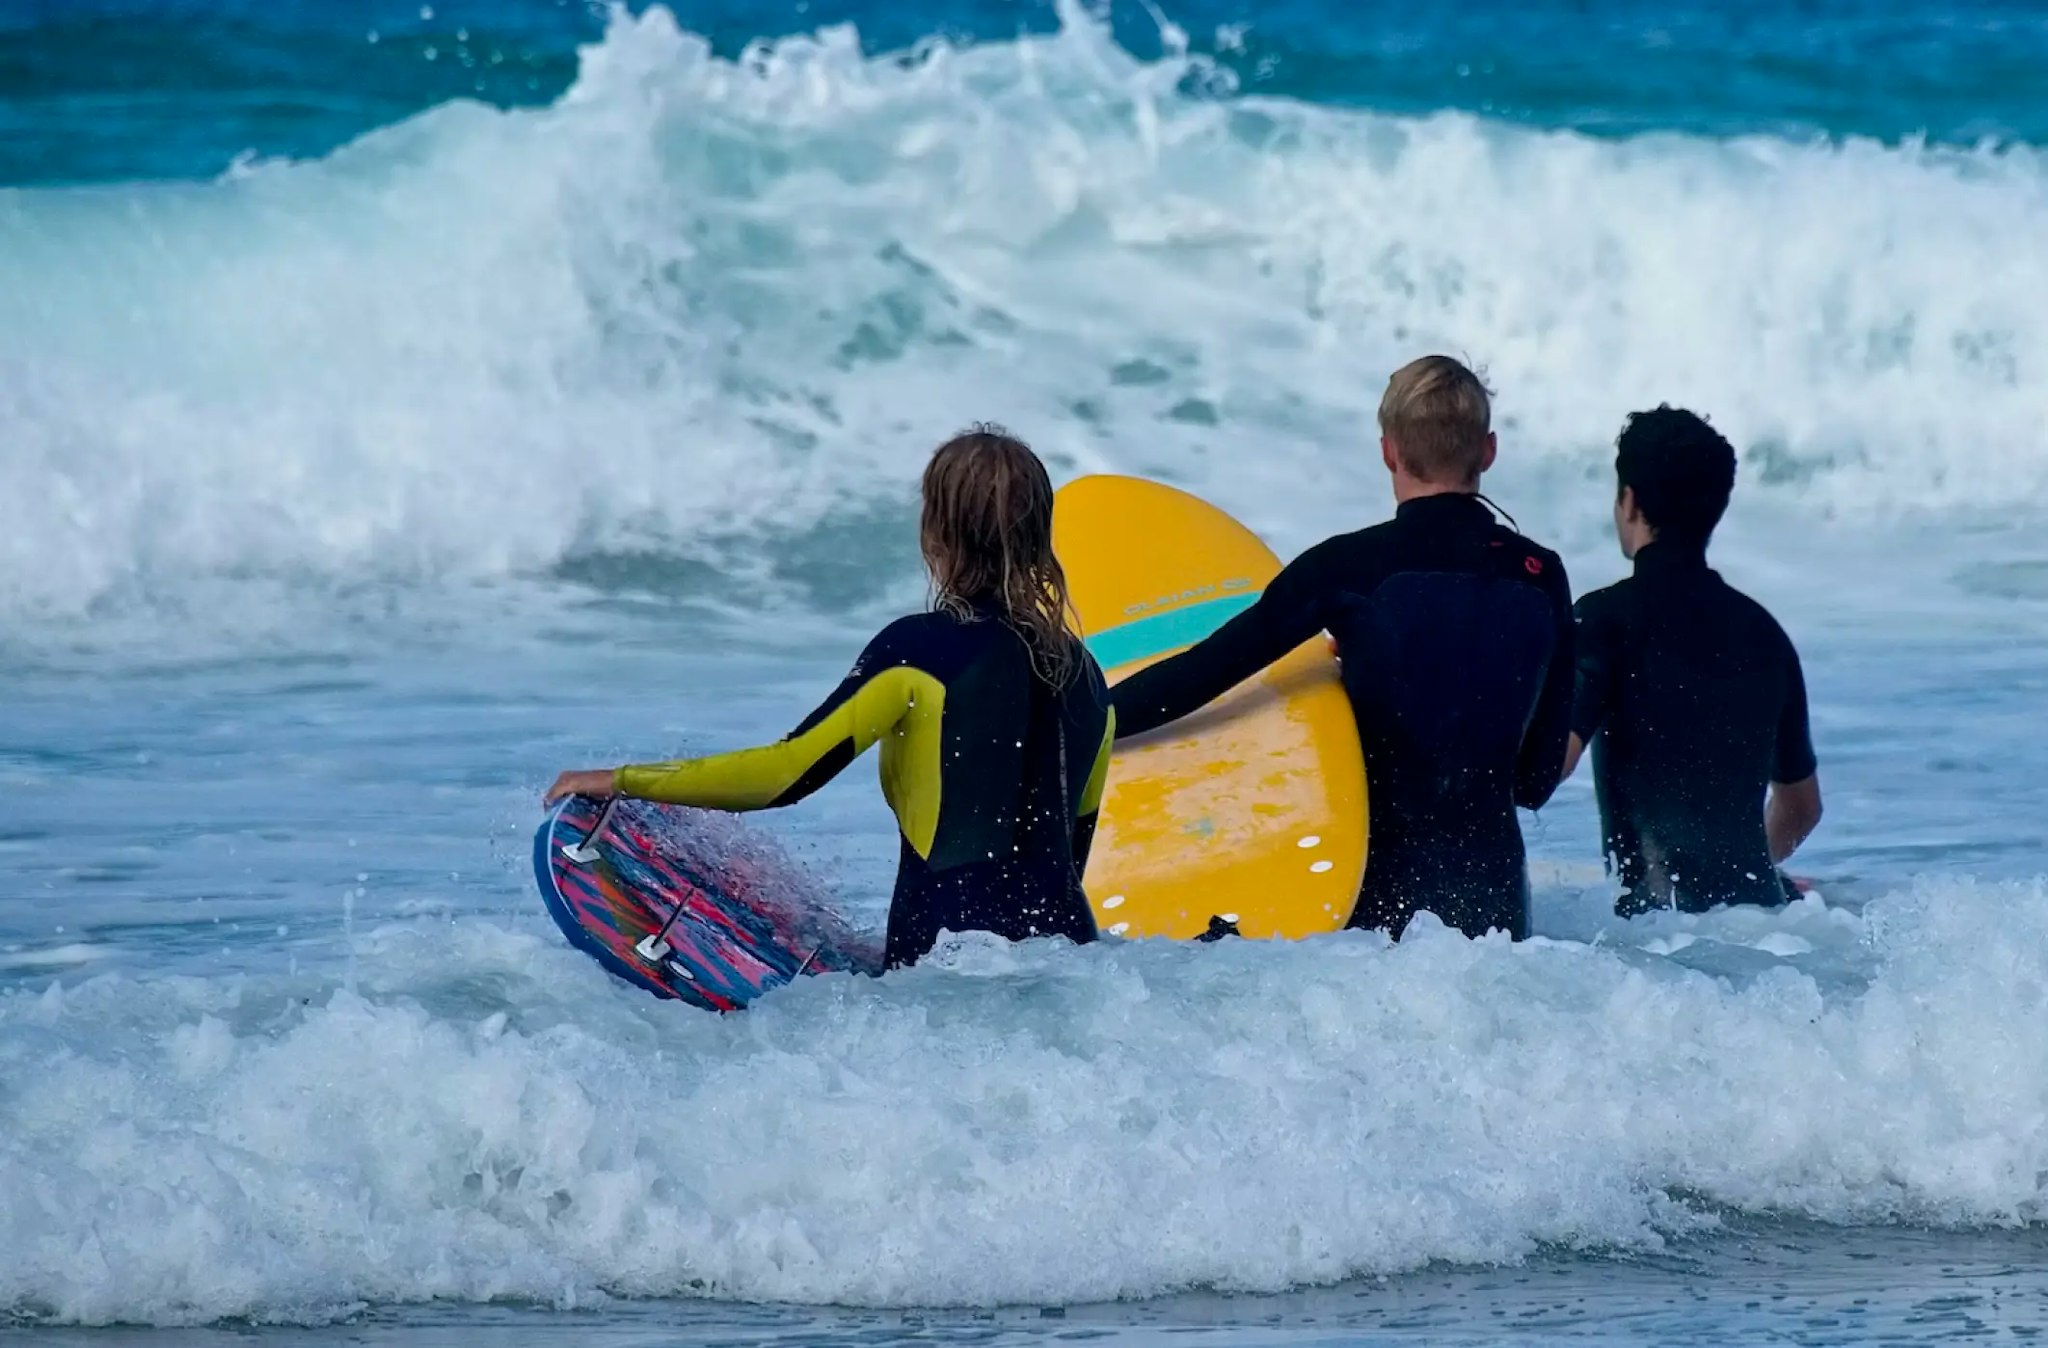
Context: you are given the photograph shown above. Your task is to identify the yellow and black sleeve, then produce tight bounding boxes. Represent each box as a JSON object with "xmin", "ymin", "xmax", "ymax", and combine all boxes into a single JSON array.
[{"xmin": 611, "ymin": 641, "xmax": 934, "ymax": 814}]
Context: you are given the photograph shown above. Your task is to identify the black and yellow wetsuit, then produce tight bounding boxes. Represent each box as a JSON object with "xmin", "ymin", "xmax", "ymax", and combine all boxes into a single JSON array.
[{"xmin": 613, "ymin": 605, "xmax": 1115, "ymax": 969}]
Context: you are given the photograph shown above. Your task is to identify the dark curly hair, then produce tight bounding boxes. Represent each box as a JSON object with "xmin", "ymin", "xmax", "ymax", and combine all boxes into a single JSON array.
[{"xmin": 1615, "ymin": 405, "xmax": 1737, "ymax": 549}]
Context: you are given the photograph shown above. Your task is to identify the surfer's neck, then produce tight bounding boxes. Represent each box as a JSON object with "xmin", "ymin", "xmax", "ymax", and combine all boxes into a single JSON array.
[{"xmin": 1389, "ymin": 474, "xmax": 1480, "ymax": 505}]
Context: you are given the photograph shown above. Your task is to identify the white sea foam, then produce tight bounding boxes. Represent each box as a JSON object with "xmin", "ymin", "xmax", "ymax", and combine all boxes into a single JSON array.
[
  {"xmin": 1, "ymin": 4, "xmax": 2044, "ymax": 628},
  {"xmin": 3, "ymin": 876, "xmax": 2045, "ymax": 1325}
]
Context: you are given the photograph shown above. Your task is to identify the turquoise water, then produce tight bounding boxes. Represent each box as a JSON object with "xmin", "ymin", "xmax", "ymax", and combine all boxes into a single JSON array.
[
  {"xmin": 5, "ymin": 0, "xmax": 2048, "ymax": 1338},
  {"xmin": 9, "ymin": 0, "xmax": 2048, "ymax": 183}
]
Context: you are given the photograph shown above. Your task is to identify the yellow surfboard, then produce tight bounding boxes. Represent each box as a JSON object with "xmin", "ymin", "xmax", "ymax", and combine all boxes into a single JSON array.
[{"xmin": 1053, "ymin": 475, "xmax": 1367, "ymax": 940}]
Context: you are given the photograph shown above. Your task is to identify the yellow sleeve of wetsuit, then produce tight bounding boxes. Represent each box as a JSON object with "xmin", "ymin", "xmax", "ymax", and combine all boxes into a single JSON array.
[
  {"xmin": 612, "ymin": 666, "xmax": 924, "ymax": 811},
  {"xmin": 1078, "ymin": 707, "xmax": 1115, "ymax": 817}
]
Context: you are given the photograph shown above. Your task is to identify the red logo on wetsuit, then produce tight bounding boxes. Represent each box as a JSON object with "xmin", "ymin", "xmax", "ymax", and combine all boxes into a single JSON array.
[{"xmin": 1524, "ymin": 556, "xmax": 1543, "ymax": 575}]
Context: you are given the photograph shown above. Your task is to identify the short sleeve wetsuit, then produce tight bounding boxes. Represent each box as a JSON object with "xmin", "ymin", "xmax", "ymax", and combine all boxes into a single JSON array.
[
  {"xmin": 1112, "ymin": 493, "xmax": 1575, "ymax": 940},
  {"xmin": 1571, "ymin": 540, "xmax": 1817, "ymax": 914},
  {"xmin": 613, "ymin": 606, "xmax": 1116, "ymax": 968}
]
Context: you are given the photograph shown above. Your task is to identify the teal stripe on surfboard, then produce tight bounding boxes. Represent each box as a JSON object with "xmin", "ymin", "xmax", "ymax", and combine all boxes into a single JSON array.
[{"xmin": 1084, "ymin": 592, "xmax": 1260, "ymax": 671}]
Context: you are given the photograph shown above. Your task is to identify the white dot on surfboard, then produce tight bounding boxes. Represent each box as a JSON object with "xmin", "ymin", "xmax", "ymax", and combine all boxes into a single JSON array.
[
  {"xmin": 1309, "ymin": 860, "xmax": 1334, "ymax": 874},
  {"xmin": 1109, "ymin": 922, "xmax": 1130, "ymax": 936},
  {"xmin": 1297, "ymin": 835, "xmax": 1321, "ymax": 849},
  {"xmin": 1103, "ymin": 894, "xmax": 1126, "ymax": 909}
]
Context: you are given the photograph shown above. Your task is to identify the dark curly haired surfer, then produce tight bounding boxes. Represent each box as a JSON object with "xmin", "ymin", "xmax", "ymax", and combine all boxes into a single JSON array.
[{"xmin": 1562, "ymin": 406, "xmax": 1823, "ymax": 914}]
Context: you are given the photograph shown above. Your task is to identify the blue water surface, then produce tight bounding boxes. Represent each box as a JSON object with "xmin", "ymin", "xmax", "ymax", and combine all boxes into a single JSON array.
[{"xmin": 5, "ymin": 0, "xmax": 2048, "ymax": 182}]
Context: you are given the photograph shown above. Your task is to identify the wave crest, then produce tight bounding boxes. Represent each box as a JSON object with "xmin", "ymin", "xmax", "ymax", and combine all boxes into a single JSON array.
[{"xmin": 3, "ymin": 4, "xmax": 2044, "ymax": 626}]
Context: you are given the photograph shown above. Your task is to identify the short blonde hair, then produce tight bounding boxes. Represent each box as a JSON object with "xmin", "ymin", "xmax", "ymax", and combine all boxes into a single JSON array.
[{"xmin": 1377, "ymin": 355, "xmax": 1493, "ymax": 484}]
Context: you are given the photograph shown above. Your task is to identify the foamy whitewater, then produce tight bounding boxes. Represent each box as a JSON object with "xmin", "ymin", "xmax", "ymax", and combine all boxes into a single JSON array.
[
  {"xmin": 4, "ymin": 1, "xmax": 2048, "ymax": 1337},
  {"xmin": 7, "ymin": 881, "xmax": 2048, "ymax": 1325},
  {"xmin": 5, "ymin": 6, "xmax": 2048, "ymax": 627}
]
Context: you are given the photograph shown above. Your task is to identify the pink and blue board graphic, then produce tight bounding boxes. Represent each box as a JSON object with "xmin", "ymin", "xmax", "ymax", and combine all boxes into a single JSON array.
[{"xmin": 534, "ymin": 796, "xmax": 877, "ymax": 1011}]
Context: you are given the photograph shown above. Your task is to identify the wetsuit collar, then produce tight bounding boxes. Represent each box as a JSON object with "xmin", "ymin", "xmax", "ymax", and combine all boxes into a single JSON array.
[
  {"xmin": 1631, "ymin": 539, "xmax": 1710, "ymax": 575},
  {"xmin": 1394, "ymin": 491, "xmax": 1493, "ymax": 525}
]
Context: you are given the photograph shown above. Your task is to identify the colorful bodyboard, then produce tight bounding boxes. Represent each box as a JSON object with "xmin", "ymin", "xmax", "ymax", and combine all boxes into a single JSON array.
[
  {"xmin": 1052, "ymin": 474, "xmax": 1368, "ymax": 940},
  {"xmin": 534, "ymin": 796, "xmax": 879, "ymax": 1010}
]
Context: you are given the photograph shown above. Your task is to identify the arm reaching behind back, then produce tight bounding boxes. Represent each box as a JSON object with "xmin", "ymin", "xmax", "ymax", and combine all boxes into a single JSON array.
[
  {"xmin": 1512, "ymin": 550, "xmax": 1575, "ymax": 809},
  {"xmin": 1112, "ymin": 545, "xmax": 1333, "ymax": 739}
]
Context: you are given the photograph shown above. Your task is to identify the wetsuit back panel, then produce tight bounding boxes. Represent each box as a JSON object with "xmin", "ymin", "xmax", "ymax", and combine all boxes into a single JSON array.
[
  {"xmin": 1573, "ymin": 542, "xmax": 1817, "ymax": 913},
  {"xmin": 1053, "ymin": 474, "xmax": 1368, "ymax": 940}
]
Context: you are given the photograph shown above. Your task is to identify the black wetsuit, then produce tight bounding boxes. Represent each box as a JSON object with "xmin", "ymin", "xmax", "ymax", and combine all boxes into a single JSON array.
[
  {"xmin": 1113, "ymin": 493, "xmax": 1574, "ymax": 940},
  {"xmin": 1571, "ymin": 541, "xmax": 1816, "ymax": 914},
  {"xmin": 615, "ymin": 606, "xmax": 1114, "ymax": 968}
]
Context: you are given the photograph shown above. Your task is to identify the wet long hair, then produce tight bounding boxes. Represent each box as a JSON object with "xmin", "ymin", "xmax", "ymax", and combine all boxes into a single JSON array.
[{"xmin": 921, "ymin": 424, "xmax": 1081, "ymax": 687}]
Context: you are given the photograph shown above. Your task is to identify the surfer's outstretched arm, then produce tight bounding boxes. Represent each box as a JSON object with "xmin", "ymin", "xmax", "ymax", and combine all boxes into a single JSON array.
[
  {"xmin": 547, "ymin": 623, "xmax": 926, "ymax": 811},
  {"xmin": 614, "ymin": 668, "xmax": 919, "ymax": 810},
  {"xmin": 1110, "ymin": 543, "xmax": 1334, "ymax": 738}
]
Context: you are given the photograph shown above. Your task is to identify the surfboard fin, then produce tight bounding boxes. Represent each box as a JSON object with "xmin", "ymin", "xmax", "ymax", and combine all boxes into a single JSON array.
[{"xmin": 560, "ymin": 797, "xmax": 620, "ymax": 864}]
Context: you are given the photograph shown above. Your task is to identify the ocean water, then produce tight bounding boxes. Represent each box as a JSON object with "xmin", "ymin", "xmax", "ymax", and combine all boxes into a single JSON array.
[{"xmin": 6, "ymin": 0, "xmax": 2048, "ymax": 1339}]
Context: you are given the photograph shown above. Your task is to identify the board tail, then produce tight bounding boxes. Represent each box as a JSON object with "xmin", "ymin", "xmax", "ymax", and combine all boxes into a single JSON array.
[{"xmin": 534, "ymin": 797, "xmax": 880, "ymax": 1009}]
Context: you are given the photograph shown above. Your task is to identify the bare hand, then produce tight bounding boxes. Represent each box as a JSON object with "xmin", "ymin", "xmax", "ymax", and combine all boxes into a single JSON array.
[{"xmin": 545, "ymin": 769, "xmax": 618, "ymax": 806}]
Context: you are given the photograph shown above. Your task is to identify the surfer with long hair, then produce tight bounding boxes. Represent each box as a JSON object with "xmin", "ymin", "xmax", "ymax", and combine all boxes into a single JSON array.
[{"xmin": 546, "ymin": 426, "xmax": 1113, "ymax": 968}]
